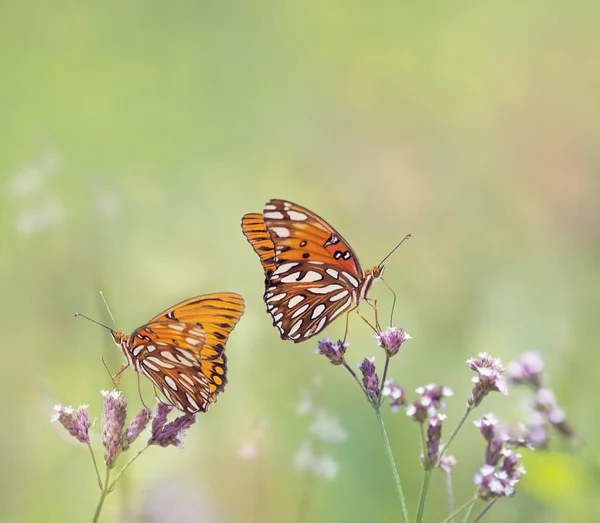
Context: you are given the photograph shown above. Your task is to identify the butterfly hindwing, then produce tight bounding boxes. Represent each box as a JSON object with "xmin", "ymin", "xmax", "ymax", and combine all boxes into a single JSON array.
[{"xmin": 121, "ymin": 293, "xmax": 244, "ymax": 413}]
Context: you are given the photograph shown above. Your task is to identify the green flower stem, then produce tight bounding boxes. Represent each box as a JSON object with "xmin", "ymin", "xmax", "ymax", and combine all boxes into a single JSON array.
[
  {"xmin": 473, "ymin": 498, "xmax": 498, "ymax": 523},
  {"xmin": 378, "ymin": 355, "xmax": 391, "ymax": 403},
  {"xmin": 460, "ymin": 490, "xmax": 479, "ymax": 523},
  {"xmin": 415, "ymin": 423, "xmax": 431, "ymax": 523},
  {"xmin": 439, "ymin": 496, "xmax": 477, "ymax": 523},
  {"xmin": 92, "ymin": 467, "xmax": 111, "ymax": 523},
  {"xmin": 87, "ymin": 443, "xmax": 103, "ymax": 490},
  {"xmin": 436, "ymin": 405, "xmax": 473, "ymax": 466},
  {"xmin": 107, "ymin": 446, "xmax": 149, "ymax": 492},
  {"xmin": 374, "ymin": 406, "xmax": 409, "ymax": 522}
]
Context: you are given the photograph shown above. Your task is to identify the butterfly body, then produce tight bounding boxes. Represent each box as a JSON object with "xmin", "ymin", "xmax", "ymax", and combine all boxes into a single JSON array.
[
  {"xmin": 109, "ymin": 293, "xmax": 244, "ymax": 413},
  {"xmin": 242, "ymin": 199, "xmax": 383, "ymax": 342}
]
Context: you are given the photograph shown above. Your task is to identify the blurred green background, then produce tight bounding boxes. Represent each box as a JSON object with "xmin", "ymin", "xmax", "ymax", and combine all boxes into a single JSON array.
[{"xmin": 2, "ymin": 1, "xmax": 599, "ymax": 522}]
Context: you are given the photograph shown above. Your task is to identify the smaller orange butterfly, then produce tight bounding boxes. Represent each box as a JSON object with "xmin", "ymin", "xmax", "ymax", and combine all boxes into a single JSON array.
[{"xmin": 78, "ymin": 293, "xmax": 244, "ymax": 413}]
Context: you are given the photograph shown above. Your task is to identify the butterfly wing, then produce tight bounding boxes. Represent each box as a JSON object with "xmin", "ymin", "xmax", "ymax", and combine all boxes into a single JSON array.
[
  {"xmin": 242, "ymin": 199, "xmax": 365, "ymax": 342},
  {"xmin": 126, "ymin": 293, "xmax": 244, "ymax": 413}
]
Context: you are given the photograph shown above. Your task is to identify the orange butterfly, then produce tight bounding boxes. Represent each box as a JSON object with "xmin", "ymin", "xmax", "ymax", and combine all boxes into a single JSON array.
[
  {"xmin": 242, "ymin": 199, "xmax": 406, "ymax": 342},
  {"xmin": 80, "ymin": 293, "xmax": 244, "ymax": 413}
]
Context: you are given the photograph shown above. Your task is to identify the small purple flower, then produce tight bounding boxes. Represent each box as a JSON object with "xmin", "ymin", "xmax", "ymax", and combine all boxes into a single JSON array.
[
  {"xmin": 51, "ymin": 404, "xmax": 91, "ymax": 444},
  {"xmin": 506, "ymin": 351, "xmax": 544, "ymax": 389},
  {"xmin": 358, "ymin": 357, "xmax": 379, "ymax": 402},
  {"xmin": 101, "ymin": 390, "xmax": 128, "ymax": 468},
  {"xmin": 407, "ymin": 384, "xmax": 453, "ymax": 422},
  {"xmin": 426, "ymin": 414, "xmax": 445, "ymax": 465},
  {"xmin": 474, "ymin": 413, "xmax": 499, "ymax": 442},
  {"xmin": 381, "ymin": 380, "xmax": 406, "ymax": 413},
  {"xmin": 376, "ymin": 327, "xmax": 411, "ymax": 357},
  {"xmin": 467, "ymin": 353, "xmax": 507, "ymax": 408},
  {"xmin": 121, "ymin": 408, "xmax": 152, "ymax": 451},
  {"xmin": 316, "ymin": 337, "xmax": 348, "ymax": 365},
  {"xmin": 149, "ymin": 411, "xmax": 197, "ymax": 448},
  {"xmin": 151, "ymin": 402, "xmax": 174, "ymax": 435}
]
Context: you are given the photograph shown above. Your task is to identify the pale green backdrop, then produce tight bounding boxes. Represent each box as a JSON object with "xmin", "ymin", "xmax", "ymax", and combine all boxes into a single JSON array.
[{"xmin": 1, "ymin": 1, "xmax": 599, "ymax": 522}]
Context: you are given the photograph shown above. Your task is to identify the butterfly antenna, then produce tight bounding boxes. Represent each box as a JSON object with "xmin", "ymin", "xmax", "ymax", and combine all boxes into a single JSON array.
[
  {"xmin": 378, "ymin": 234, "xmax": 411, "ymax": 268},
  {"xmin": 100, "ymin": 291, "xmax": 119, "ymax": 329},
  {"xmin": 74, "ymin": 313, "xmax": 113, "ymax": 332}
]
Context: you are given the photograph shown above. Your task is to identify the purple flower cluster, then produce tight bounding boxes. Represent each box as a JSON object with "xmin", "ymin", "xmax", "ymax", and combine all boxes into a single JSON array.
[
  {"xmin": 473, "ymin": 414, "xmax": 526, "ymax": 499},
  {"xmin": 506, "ymin": 352, "xmax": 575, "ymax": 446},
  {"xmin": 148, "ymin": 402, "xmax": 197, "ymax": 448},
  {"xmin": 406, "ymin": 384, "xmax": 453, "ymax": 422},
  {"xmin": 51, "ymin": 405, "xmax": 91, "ymax": 444},
  {"xmin": 467, "ymin": 353, "xmax": 507, "ymax": 407},
  {"xmin": 381, "ymin": 380, "xmax": 405, "ymax": 413},
  {"xmin": 359, "ymin": 357, "xmax": 380, "ymax": 402},
  {"xmin": 316, "ymin": 337, "xmax": 348, "ymax": 365},
  {"xmin": 375, "ymin": 327, "xmax": 411, "ymax": 357}
]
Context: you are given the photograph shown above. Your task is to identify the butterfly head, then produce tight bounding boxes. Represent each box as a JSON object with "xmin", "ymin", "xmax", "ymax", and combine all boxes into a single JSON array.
[
  {"xmin": 110, "ymin": 330, "xmax": 126, "ymax": 345},
  {"xmin": 371, "ymin": 265, "xmax": 385, "ymax": 281}
]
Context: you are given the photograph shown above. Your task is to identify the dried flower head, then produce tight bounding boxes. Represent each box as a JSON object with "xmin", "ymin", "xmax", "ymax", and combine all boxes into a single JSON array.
[
  {"xmin": 148, "ymin": 409, "xmax": 197, "ymax": 448},
  {"xmin": 474, "ymin": 413, "xmax": 499, "ymax": 442},
  {"xmin": 101, "ymin": 390, "xmax": 128, "ymax": 468},
  {"xmin": 51, "ymin": 404, "xmax": 91, "ymax": 444},
  {"xmin": 121, "ymin": 408, "xmax": 152, "ymax": 451},
  {"xmin": 316, "ymin": 337, "xmax": 348, "ymax": 365},
  {"xmin": 382, "ymin": 380, "xmax": 406, "ymax": 413},
  {"xmin": 467, "ymin": 353, "xmax": 507, "ymax": 408},
  {"xmin": 376, "ymin": 327, "xmax": 411, "ymax": 357},
  {"xmin": 358, "ymin": 357, "xmax": 380, "ymax": 402}
]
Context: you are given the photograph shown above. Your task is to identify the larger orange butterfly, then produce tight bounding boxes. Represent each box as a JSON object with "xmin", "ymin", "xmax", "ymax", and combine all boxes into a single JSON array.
[
  {"xmin": 80, "ymin": 293, "xmax": 244, "ymax": 413},
  {"xmin": 242, "ymin": 199, "xmax": 404, "ymax": 343}
]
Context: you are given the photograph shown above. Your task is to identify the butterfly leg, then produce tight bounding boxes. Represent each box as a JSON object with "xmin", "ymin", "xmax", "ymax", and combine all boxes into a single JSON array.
[
  {"xmin": 380, "ymin": 277, "xmax": 397, "ymax": 327},
  {"xmin": 365, "ymin": 297, "xmax": 382, "ymax": 331},
  {"xmin": 110, "ymin": 363, "xmax": 130, "ymax": 389},
  {"xmin": 342, "ymin": 306, "xmax": 358, "ymax": 342},
  {"xmin": 356, "ymin": 307, "xmax": 380, "ymax": 334}
]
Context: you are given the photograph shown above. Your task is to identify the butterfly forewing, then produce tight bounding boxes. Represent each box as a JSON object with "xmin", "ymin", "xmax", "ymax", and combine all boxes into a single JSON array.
[
  {"xmin": 242, "ymin": 199, "xmax": 369, "ymax": 342},
  {"xmin": 121, "ymin": 293, "xmax": 244, "ymax": 413}
]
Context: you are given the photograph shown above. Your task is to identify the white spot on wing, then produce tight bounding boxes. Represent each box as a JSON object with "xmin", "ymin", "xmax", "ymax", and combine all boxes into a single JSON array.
[
  {"xmin": 270, "ymin": 227, "xmax": 290, "ymax": 238},
  {"xmin": 330, "ymin": 298, "xmax": 352, "ymax": 320},
  {"xmin": 142, "ymin": 360, "xmax": 160, "ymax": 372},
  {"xmin": 326, "ymin": 268, "xmax": 339, "ymax": 279},
  {"xmin": 311, "ymin": 304, "xmax": 326, "ymax": 319},
  {"xmin": 330, "ymin": 290, "xmax": 349, "ymax": 302},
  {"xmin": 167, "ymin": 323, "xmax": 186, "ymax": 332},
  {"xmin": 273, "ymin": 312, "xmax": 284, "ymax": 321},
  {"xmin": 300, "ymin": 271, "xmax": 323, "ymax": 283},
  {"xmin": 160, "ymin": 351, "xmax": 179, "ymax": 363},
  {"xmin": 268, "ymin": 292, "xmax": 286, "ymax": 302},
  {"xmin": 315, "ymin": 315, "xmax": 328, "ymax": 333},
  {"xmin": 291, "ymin": 303, "xmax": 310, "ymax": 319},
  {"xmin": 165, "ymin": 376, "xmax": 178, "ymax": 391},
  {"xmin": 132, "ymin": 346, "xmax": 144, "ymax": 357},
  {"xmin": 307, "ymin": 283, "xmax": 343, "ymax": 295},
  {"xmin": 147, "ymin": 356, "xmax": 175, "ymax": 369},
  {"xmin": 289, "ymin": 319, "xmax": 303, "ymax": 336},
  {"xmin": 185, "ymin": 393, "xmax": 199, "ymax": 411},
  {"xmin": 287, "ymin": 210, "xmax": 307, "ymax": 221},
  {"xmin": 288, "ymin": 295, "xmax": 305, "ymax": 308},
  {"xmin": 273, "ymin": 262, "xmax": 299, "ymax": 275},
  {"xmin": 281, "ymin": 271, "xmax": 301, "ymax": 283},
  {"xmin": 264, "ymin": 204, "xmax": 277, "ymax": 210},
  {"xmin": 341, "ymin": 271, "xmax": 360, "ymax": 288},
  {"xmin": 264, "ymin": 211, "xmax": 285, "ymax": 219},
  {"xmin": 185, "ymin": 336, "xmax": 202, "ymax": 346}
]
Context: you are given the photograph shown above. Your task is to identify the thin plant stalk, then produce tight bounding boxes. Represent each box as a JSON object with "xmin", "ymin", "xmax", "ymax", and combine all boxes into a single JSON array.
[
  {"xmin": 472, "ymin": 498, "xmax": 499, "ymax": 523},
  {"xmin": 87, "ymin": 443, "xmax": 103, "ymax": 489},
  {"xmin": 108, "ymin": 446, "xmax": 149, "ymax": 492},
  {"xmin": 439, "ymin": 497, "xmax": 477, "ymax": 523},
  {"xmin": 437, "ymin": 406, "xmax": 473, "ymax": 465},
  {"xmin": 374, "ymin": 406, "xmax": 410, "ymax": 522},
  {"xmin": 92, "ymin": 467, "xmax": 111, "ymax": 523},
  {"xmin": 415, "ymin": 422, "xmax": 431, "ymax": 523}
]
